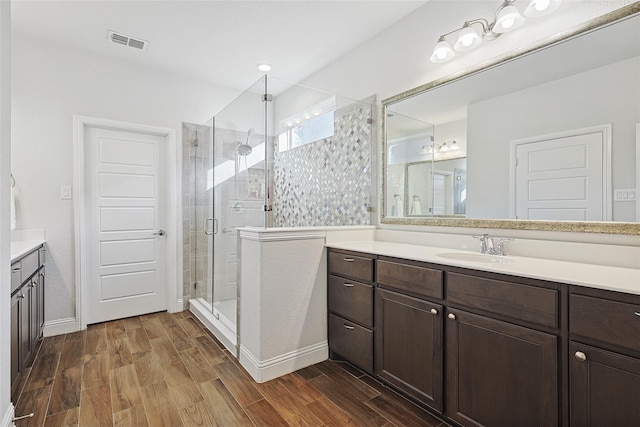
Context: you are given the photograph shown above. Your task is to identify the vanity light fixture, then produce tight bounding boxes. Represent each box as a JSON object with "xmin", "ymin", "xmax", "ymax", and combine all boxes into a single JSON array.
[
  {"xmin": 257, "ymin": 63, "xmax": 272, "ymax": 72},
  {"xmin": 429, "ymin": 0, "xmax": 561, "ymax": 63}
]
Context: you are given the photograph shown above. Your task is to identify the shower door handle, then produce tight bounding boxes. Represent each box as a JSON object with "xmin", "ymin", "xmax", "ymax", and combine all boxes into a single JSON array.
[{"xmin": 204, "ymin": 218, "xmax": 218, "ymax": 235}]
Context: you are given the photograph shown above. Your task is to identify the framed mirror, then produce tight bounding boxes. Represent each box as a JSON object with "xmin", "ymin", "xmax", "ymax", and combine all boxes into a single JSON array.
[{"xmin": 382, "ymin": 5, "xmax": 640, "ymax": 234}]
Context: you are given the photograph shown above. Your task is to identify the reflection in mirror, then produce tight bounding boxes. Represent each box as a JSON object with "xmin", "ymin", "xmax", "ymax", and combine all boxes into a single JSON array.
[{"xmin": 383, "ymin": 8, "xmax": 640, "ymax": 233}]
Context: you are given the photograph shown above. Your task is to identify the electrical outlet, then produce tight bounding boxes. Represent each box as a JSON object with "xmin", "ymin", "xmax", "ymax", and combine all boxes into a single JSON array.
[
  {"xmin": 60, "ymin": 186, "xmax": 72, "ymax": 200},
  {"xmin": 613, "ymin": 189, "xmax": 636, "ymax": 201}
]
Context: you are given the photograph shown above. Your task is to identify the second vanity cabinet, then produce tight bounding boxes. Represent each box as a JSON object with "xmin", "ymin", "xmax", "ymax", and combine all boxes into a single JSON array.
[
  {"xmin": 327, "ymin": 247, "xmax": 640, "ymax": 427},
  {"xmin": 11, "ymin": 245, "xmax": 45, "ymax": 399}
]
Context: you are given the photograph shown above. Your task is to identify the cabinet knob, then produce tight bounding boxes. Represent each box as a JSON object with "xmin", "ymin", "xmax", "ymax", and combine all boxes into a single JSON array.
[
  {"xmin": 447, "ymin": 313, "xmax": 456, "ymax": 320},
  {"xmin": 430, "ymin": 308, "xmax": 438, "ymax": 315},
  {"xmin": 575, "ymin": 351, "xmax": 587, "ymax": 362}
]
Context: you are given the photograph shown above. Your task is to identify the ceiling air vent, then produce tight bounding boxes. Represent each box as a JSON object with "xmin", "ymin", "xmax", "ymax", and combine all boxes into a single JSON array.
[{"xmin": 108, "ymin": 31, "xmax": 148, "ymax": 50}]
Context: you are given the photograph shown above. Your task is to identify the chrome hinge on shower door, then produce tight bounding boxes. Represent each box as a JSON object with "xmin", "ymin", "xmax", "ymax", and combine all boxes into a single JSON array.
[
  {"xmin": 263, "ymin": 205, "xmax": 273, "ymax": 212},
  {"xmin": 262, "ymin": 94, "xmax": 273, "ymax": 102}
]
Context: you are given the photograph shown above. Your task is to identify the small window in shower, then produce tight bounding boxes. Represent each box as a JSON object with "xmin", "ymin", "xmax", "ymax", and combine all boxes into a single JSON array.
[{"xmin": 277, "ymin": 98, "xmax": 335, "ymax": 152}]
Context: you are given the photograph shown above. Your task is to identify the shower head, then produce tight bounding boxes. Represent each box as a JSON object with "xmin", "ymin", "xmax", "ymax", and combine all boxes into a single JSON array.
[{"xmin": 237, "ymin": 142, "xmax": 252, "ymax": 156}]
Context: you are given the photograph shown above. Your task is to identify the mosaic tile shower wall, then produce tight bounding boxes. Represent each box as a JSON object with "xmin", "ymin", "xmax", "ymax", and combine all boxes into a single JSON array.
[{"xmin": 273, "ymin": 103, "xmax": 372, "ymax": 227}]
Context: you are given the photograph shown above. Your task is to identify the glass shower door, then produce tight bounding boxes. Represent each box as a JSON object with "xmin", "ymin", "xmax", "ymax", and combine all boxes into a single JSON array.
[{"xmin": 209, "ymin": 76, "xmax": 267, "ymax": 353}]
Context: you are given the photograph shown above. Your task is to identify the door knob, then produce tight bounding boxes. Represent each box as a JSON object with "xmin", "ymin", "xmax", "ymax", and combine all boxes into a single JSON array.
[
  {"xmin": 574, "ymin": 351, "xmax": 587, "ymax": 362},
  {"xmin": 153, "ymin": 230, "xmax": 165, "ymax": 236}
]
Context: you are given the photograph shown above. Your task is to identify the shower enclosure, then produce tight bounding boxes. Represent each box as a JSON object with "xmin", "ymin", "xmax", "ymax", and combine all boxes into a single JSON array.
[{"xmin": 185, "ymin": 76, "xmax": 374, "ymax": 355}]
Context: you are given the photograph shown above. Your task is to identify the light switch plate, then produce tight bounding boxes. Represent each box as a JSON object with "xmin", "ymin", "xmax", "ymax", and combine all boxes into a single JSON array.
[
  {"xmin": 61, "ymin": 185, "xmax": 72, "ymax": 200},
  {"xmin": 613, "ymin": 189, "xmax": 636, "ymax": 202}
]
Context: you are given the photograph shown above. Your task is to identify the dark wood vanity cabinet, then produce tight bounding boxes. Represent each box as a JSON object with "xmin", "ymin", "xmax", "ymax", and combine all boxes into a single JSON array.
[
  {"xmin": 327, "ymin": 250, "xmax": 375, "ymax": 373},
  {"xmin": 11, "ymin": 246, "xmax": 45, "ymax": 399},
  {"xmin": 446, "ymin": 309, "xmax": 558, "ymax": 427},
  {"xmin": 569, "ymin": 289, "xmax": 640, "ymax": 426}
]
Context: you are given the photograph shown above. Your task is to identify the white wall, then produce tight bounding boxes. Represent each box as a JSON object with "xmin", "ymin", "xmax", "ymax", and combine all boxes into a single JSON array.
[
  {"xmin": 11, "ymin": 33, "xmax": 239, "ymax": 323},
  {"xmin": 467, "ymin": 57, "xmax": 639, "ymax": 221},
  {"xmin": 0, "ymin": 0, "xmax": 13, "ymax": 423}
]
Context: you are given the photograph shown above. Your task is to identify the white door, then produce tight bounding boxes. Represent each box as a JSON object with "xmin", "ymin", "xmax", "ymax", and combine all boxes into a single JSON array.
[
  {"xmin": 514, "ymin": 129, "xmax": 608, "ymax": 221},
  {"xmin": 85, "ymin": 126, "xmax": 167, "ymax": 324}
]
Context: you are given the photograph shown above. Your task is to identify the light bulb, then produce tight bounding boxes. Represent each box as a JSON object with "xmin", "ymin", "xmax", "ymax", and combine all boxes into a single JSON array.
[
  {"xmin": 430, "ymin": 38, "xmax": 455, "ymax": 63},
  {"xmin": 493, "ymin": 3, "xmax": 525, "ymax": 33},
  {"xmin": 454, "ymin": 26, "xmax": 482, "ymax": 51},
  {"xmin": 525, "ymin": 0, "xmax": 561, "ymax": 17}
]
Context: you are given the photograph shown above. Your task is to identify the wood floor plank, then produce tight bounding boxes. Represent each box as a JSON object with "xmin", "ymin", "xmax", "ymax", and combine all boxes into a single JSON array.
[
  {"xmin": 82, "ymin": 352, "xmax": 110, "ymax": 389},
  {"xmin": 109, "ymin": 338, "xmax": 134, "ymax": 368},
  {"xmin": 126, "ymin": 327, "xmax": 152, "ymax": 358},
  {"xmin": 48, "ymin": 367, "xmax": 82, "ymax": 415},
  {"xmin": 306, "ymin": 397, "xmax": 359, "ymax": 426},
  {"xmin": 179, "ymin": 400, "xmax": 221, "ymax": 427},
  {"xmin": 277, "ymin": 373, "xmax": 323, "ymax": 403},
  {"xmin": 39, "ymin": 335, "xmax": 66, "ymax": 357},
  {"xmin": 192, "ymin": 335, "xmax": 226, "ymax": 366},
  {"xmin": 360, "ymin": 375, "xmax": 443, "ymax": 427},
  {"xmin": 150, "ymin": 336, "xmax": 181, "ymax": 364},
  {"xmin": 316, "ymin": 361, "xmax": 380, "ymax": 401},
  {"xmin": 110, "ymin": 364, "xmax": 143, "ymax": 413},
  {"xmin": 294, "ymin": 364, "xmax": 324, "ymax": 381},
  {"xmin": 64, "ymin": 331, "xmax": 86, "ymax": 343},
  {"xmin": 179, "ymin": 347, "xmax": 219, "ymax": 384},
  {"xmin": 14, "ymin": 385, "xmax": 53, "ymax": 427},
  {"xmin": 121, "ymin": 316, "xmax": 143, "ymax": 331},
  {"xmin": 24, "ymin": 353, "xmax": 59, "ymax": 392},
  {"xmin": 43, "ymin": 407, "xmax": 79, "ymax": 427},
  {"xmin": 134, "ymin": 351, "xmax": 165, "ymax": 387},
  {"xmin": 164, "ymin": 359, "xmax": 205, "ymax": 409},
  {"xmin": 308, "ymin": 374, "xmax": 389, "ymax": 426},
  {"xmin": 106, "ymin": 320, "xmax": 127, "ymax": 341},
  {"xmin": 244, "ymin": 399, "xmax": 289, "ymax": 426},
  {"xmin": 213, "ymin": 359, "xmax": 263, "ymax": 406},
  {"xmin": 198, "ymin": 379, "xmax": 253, "ymax": 427},
  {"xmin": 179, "ymin": 317, "xmax": 205, "ymax": 338},
  {"xmin": 85, "ymin": 328, "xmax": 108, "ymax": 356},
  {"xmin": 58, "ymin": 336, "xmax": 85, "ymax": 372},
  {"xmin": 140, "ymin": 381, "xmax": 184, "ymax": 427},
  {"xmin": 255, "ymin": 377, "xmax": 323, "ymax": 426},
  {"xmin": 113, "ymin": 405, "xmax": 149, "ymax": 427},
  {"xmin": 166, "ymin": 324, "xmax": 195, "ymax": 352},
  {"xmin": 141, "ymin": 316, "xmax": 169, "ymax": 340},
  {"xmin": 157, "ymin": 311, "xmax": 181, "ymax": 329},
  {"xmin": 78, "ymin": 384, "xmax": 112, "ymax": 427}
]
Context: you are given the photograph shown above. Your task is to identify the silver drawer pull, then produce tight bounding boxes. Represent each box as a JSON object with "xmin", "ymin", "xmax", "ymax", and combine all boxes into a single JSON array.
[
  {"xmin": 343, "ymin": 283, "xmax": 355, "ymax": 287},
  {"xmin": 343, "ymin": 258, "xmax": 355, "ymax": 262},
  {"xmin": 430, "ymin": 308, "xmax": 438, "ymax": 315},
  {"xmin": 343, "ymin": 324, "xmax": 355, "ymax": 330},
  {"xmin": 635, "ymin": 312, "xmax": 640, "ymax": 317},
  {"xmin": 575, "ymin": 351, "xmax": 587, "ymax": 362}
]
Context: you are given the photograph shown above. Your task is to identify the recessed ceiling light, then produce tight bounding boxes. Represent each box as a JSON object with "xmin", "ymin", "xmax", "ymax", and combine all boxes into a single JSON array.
[{"xmin": 257, "ymin": 63, "xmax": 272, "ymax": 72}]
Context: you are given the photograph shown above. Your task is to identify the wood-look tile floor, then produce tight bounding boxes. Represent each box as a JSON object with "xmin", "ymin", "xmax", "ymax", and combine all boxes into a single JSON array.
[{"xmin": 13, "ymin": 311, "xmax": 449, "ymax": 427}]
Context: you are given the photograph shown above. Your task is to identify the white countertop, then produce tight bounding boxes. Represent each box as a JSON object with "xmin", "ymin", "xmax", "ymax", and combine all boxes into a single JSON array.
[
  {"xmin": 327, "ymin": 240, "xmax": 640, "ymax": 296},
  {"xmin": 11, "ymin": 239, "xmax": 46, "ymax": 262}
]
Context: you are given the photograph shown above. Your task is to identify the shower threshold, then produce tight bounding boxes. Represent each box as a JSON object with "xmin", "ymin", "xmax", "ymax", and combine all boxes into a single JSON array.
[{"xmin": 189, "ymin": 297, "xmax": 237, "ymax": 356}]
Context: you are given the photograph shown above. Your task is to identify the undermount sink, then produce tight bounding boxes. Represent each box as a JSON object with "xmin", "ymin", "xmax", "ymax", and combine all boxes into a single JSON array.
[{"xmin": 437, "ymin": 252, "xmax": 514, "ymax": 264}]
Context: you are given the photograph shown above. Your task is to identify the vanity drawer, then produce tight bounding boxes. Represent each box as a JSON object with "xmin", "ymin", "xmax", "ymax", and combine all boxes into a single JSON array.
[
  {"xmin": 12, "ymin": 250, "xmax": 40, "ymax": 290},
  {"xmin": 570, "ymin": 294, "xmax": 640, "ymax": 353},
  {"xmin": 11, "ymin": 262, "xmax": 22, "ymax": 294},
  {"xmin": 329, "ymin": 313, "xmax": 373, "ymax": 373},
  {"xmin": 328, "ymin": 251, "xmax": 374, "ymax": 283},
  {"xmin": 447, "ymin": 272, "xmax": 558, "ymax": 328},
  {"xmin": 377, "ymin": 259, "xmax": 443, "ymax": 300},
  {"xmin": 328, "ymin": 275, "xmax": 373, "ymax": 327}
]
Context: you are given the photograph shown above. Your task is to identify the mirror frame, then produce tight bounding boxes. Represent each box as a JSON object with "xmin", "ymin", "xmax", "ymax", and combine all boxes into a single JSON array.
[{"xmin": 381, "ymin": 4, "xmax": 640, "ymax": 235}]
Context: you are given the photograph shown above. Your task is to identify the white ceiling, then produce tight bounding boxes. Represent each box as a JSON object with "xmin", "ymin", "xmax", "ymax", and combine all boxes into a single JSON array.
[{"xmin": 11, "ymin": 0, "xmax": 428, "ymax": 91}]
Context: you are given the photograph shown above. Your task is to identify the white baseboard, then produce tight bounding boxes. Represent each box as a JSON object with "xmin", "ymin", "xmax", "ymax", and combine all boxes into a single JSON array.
[
  {"xmin": 239, "ymin": 342, "xmax": 328, "ymax": 383},
  {"xmin": 1, "ymin": 403, "xmax": 14, "ymax": 427},
  {"xmin": 43, "ymin": 317, "xmax": 78, "ymax": 337}
]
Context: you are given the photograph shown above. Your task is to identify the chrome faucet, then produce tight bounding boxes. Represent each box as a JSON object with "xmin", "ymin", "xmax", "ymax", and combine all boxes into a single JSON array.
[{"xmin": 473, "ymin": 234, "xmax": 514, "ymax": 255}]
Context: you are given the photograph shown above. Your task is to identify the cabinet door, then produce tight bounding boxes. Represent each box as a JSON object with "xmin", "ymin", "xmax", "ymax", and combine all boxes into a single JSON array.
[
  {"xmin": 376, "ymin": 288, "xmax": 443, "ymax": 411},
  {"xmin": 446, "ymin": 309, "xmax": 558, "ymax": 427},
  {"xmin": 20, "ymin": 286, "xmax": 32, "ymax": 368},
  {"xmin": 11, "ymin": 292, "xmax": 21, "ymax": 389},
  {"xmin": 570, "ymin": 342, "xmax": 640, "ymax": 426},
  {"xmin": 29, "ymin": 277, "xmax": 39, "ymax": 351},
  {"xmin": 37, "ymin": 269, "xmax": 45, "ymax": 340}
]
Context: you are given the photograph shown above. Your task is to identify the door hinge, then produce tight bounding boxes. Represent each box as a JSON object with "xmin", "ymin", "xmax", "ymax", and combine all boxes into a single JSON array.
[
  {"xmin": 263, "ymin": 205, "xmax": 273, "ymax": 212},
  {"xmin": 262, "ymin": 94, "xmax": 273, "ymax": 102}
]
